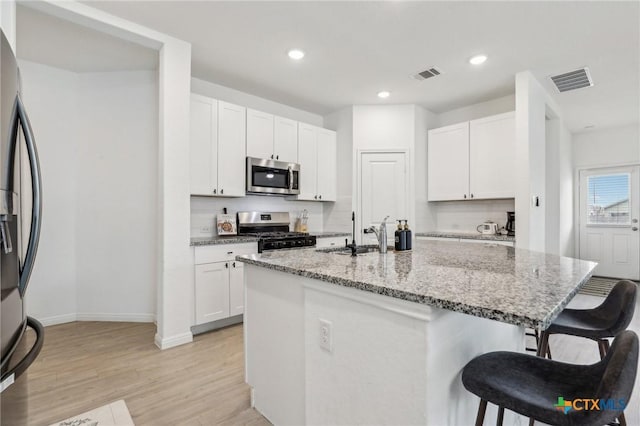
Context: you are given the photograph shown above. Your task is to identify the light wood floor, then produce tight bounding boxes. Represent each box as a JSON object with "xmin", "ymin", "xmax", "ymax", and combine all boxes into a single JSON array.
[
  {"xmin": 18, "ymin": 322, "xmax": 270, "ymax": 426},
  {"xmin": 13, "ymin": 291, "xmax": 640, "ymax": 425}
]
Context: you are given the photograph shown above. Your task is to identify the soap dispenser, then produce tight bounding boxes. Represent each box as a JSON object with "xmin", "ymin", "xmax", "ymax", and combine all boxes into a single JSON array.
[
  {"xmin": 404, "ymin": 220, "xmax": 412, "ymax": 250},
  {"xmin": 395, "ymin": 220, "xmax": 406, "ymax": 251}
]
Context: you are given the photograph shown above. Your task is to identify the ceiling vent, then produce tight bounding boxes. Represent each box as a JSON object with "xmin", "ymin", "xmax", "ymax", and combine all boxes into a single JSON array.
[
  {"xmin": 549, "ymin": 67, "xmax": 594, "ymax": 93},
  {"xmin": 412, "ymin": 67, "xmax": 443, "ymax": 81}
]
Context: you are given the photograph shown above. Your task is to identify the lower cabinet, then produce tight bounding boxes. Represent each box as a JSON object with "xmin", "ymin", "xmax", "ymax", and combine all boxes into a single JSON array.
[{"xmin": 193, "ymin": 243, "xmax": 256, "ymax": 326}]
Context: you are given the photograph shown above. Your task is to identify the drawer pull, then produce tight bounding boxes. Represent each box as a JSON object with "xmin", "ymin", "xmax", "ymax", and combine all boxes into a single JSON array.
[{"xmin": 227, "ymin": 251, "xmax": 234, "ymax": 254}]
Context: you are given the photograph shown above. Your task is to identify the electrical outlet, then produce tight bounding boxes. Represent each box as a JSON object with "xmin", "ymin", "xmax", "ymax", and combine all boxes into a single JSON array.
[{"xmin": 319, "ymin": 319, "xmax": 332, "ymax": 352}]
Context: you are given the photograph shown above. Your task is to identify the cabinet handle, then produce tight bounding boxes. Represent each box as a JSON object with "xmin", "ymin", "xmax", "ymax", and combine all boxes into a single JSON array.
[
  {"xmin": 227, "ymin": 251, "xmax": 234, "ymax": 254},
  {"xmin": 463, "ymin": 194, "xmax": 467, "ymax": 199},
  {"xmin": 271, "ymin": 154, "xmax": 274, "ymax": 159},
  {"xmin": 232, "ymin": 262, "xmax": 236, "ymax": 267},
  {"xmin": 314, "ymin": 195, "xmax": 318, "ymax": 200},
  {"xmin": 220, "ymin": 188, "xmax": 224, "ymax": 195},
  {"xmin": 319, "ymin": 195, "xmax": 322, "ymax": 200},
  {"xmin": 213, "ymin": 189, "xmax": 217, "ymax": 194},
  {"xmin": 470, "ymin": 193, "xmax": 474, "ymax": 198},
  {"xmin": 225, "ymin": 262, "xmax": 229, "ymax": 268},
  {"xmin": 276, "ymin": 155, "xmax": 279, "ymax": 160}
]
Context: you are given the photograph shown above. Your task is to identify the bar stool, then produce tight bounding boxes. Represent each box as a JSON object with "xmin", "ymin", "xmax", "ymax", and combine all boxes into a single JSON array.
[
  {"xmin": 538, "ymin": 280, "xmax": 637, "ymax": 360},
  {"xmin": 462, "ymin": 330, "xmax": 638, "ymax": 426}
]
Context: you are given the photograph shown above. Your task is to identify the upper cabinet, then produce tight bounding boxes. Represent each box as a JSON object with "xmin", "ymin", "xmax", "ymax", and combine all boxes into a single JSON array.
[
  {"xmin": 190, "ymin": 94, "xmax": 246, "ymax": 197},
  {"xmin": 427, "ymin": 111, "xmax": 515, "ymax": 201},
  {"xmin": 296, "ymin": 123, "xmax": 336, "ymax": 202},
  {"xmin": 246, "ymin": 110, "xmax": 298, "ymax": 163}
]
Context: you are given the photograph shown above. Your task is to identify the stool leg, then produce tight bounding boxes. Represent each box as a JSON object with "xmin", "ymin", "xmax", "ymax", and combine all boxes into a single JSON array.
[
  {"xmin": 537, "ymin": 331, "xmax": 550, "ymax": 358},
  {"xmin": 475, "ymin": 399, "xmax": 487, "ymax": 426},
  {"xmin": 598, "ymin": 339, "xmax": 607, "ymax": 359},
  {"xmin": 618, "ymin": 412, "xmax": 626, "ymax": 426},
  {"xmin": 496, "ymin": 407, "xmax": 504, "ymax": 426},
  {"xmin": 528, "ymin": 418, "xmax": 535, "ymax": 426}
]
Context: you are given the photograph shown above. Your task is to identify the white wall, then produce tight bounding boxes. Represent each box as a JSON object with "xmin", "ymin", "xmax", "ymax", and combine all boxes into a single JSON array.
[
  {"xmin": 545, "ymin": 119, "xmax": 574, "ymax": 256},
  {"xmin": 75, "ymin": 70, "xmax": 158, "ymax": 321},
  {"xmin": 437, "ymin": 94, "xmax": 515, "ymax": 127},
  {"xmin": 20, "ymin": 61, "xmax": 78, "ymax": 324},
  {"xmin": 415, "ymin": 105, "xmax": 438, "ymax": 232},
  {"xmin": 434, "ymin": 200, "xmax": 516, "ymax": 233},
  {"xmin": 573, "ymin": 124, "xmax": 640, "ymax": 168},
  {"xmin": 322, "ymin": 107, "xmax": 353, "ymax": 233},
  {"xmin": 192, "ymin": 77, "xmax": 323, "ymax": 127},
  {"xmin": 191, "ymin": 196, "xmax": 324, "ymax": 237},
  {"xmin": 19, "ymin": 60, "xmax": 158, "ymax": 325}
]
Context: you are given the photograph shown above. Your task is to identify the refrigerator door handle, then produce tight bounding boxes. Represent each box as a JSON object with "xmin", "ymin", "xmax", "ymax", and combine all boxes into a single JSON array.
[
  {"xmin": 15, "ymin": 95, "xmax": 42, "ymax": 297},
  {"xmin": 0, "ymin": 317, "xmax": 44, "ymax": 391}
]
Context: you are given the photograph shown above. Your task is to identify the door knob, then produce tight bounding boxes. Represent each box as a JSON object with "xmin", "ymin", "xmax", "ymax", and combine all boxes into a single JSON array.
[{"xmin": 632, "ymin": 227, "xmax": 638, "ymax": 231}]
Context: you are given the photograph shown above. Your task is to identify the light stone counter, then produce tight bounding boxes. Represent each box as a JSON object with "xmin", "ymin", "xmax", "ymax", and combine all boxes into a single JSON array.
[{"xmin": 238, "ymin": 239, "xmax": 595, "ymax": 330}]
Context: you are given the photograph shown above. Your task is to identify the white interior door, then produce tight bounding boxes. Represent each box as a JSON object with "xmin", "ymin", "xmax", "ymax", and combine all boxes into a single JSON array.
[
  {"xmin": 579, "ymin": 166, "xmax": 640, "ymax": 280},
  {"xmin": 360, "ymin": 152, "xmax": 407, "ymax": 244}
]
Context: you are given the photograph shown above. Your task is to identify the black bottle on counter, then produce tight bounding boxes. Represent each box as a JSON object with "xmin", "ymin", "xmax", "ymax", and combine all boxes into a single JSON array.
[
  {"xmin": 395, "ymin": 220, "xmax": 406, "ymax": 251},
  {"xmin": 404, "ymin": 220, "xmax": 412, "ymax": 250}
]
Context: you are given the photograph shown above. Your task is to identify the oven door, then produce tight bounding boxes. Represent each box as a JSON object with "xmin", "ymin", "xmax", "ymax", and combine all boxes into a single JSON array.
[{"xmin": 246, "ymin": 157, "xmax": 300, "ymax": 195}]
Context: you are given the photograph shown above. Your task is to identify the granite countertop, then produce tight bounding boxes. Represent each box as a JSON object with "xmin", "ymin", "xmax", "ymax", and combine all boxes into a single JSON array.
[
  {"xmin": 237, "ymin": 240, "xmax": 596, "ymax": 330},
  {"xmin": 190, "ymin": 236, "xmax": 259, "ymax": 246},
  {"xmin": 416, "ymin": 231, "xmax": 516, "ymax": 242},
  {"xmin": 191, "ymin": 231, "xmax": 350, "ymax": 246}
]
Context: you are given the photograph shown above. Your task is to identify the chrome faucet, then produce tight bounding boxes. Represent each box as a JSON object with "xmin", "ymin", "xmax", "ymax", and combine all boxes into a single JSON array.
[{"xmin": 366, "ymin": 216, "xmax": 389, "ymax": 253}]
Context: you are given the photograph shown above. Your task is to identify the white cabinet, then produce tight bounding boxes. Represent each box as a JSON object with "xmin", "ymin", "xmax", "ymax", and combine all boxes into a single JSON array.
[
  {"xmin": 427, "ymin": 112, "xmax": 515, "ymax": 201},
  {"xmin": 193, "ymin": 243, "xmax": 256, "ymax": 325},
  {"xmin": 274, "ymin": 116, "xmax": 298, "ymax": 163},
  {"xmin": 297, "ymin": 123, "xmax": 337, "ymax": 201},
  {"xmin": 189, "ymin": 95, "xmax": 246, "ymax": 197},
  {"xmin": 190, "ymin": 95, "xmax": 218, "ymax": 195},
  {"xmin": 246, "ymin": 108, "xmax": 274, "ymax": 160},
  {"xmin": 246, "ymin": 111, "xmax": 298, "ymax": 163},
  {"xmin": 469, "ymin": 112, "xmax": 516, "ymax": 199},
  {"xmin": 427, "ymin": 122, "xmax": 470, "ymax": 201},
  {"xmin": 315, "ymin": 236, "xmax": 348, "ymax": 248}
]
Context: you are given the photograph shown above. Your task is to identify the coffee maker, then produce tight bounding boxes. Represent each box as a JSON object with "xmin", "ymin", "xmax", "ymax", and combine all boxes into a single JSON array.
[{"xmin": 506, "ymin": 211, "xmax": 515, "ymax": 236}]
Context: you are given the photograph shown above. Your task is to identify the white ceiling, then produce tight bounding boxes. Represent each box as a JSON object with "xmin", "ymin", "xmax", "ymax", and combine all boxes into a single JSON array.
[
  {"xmin": 21, "ymin": 1, "xmax": 639, "ymax": 133},
  {"xmin": 16, "ymin": 5, "xmax": 157, "ymax": 73}
]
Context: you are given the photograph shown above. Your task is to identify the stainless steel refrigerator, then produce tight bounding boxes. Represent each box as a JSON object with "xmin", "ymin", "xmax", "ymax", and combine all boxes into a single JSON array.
[{"xmin": 0, "ymin": 29, "xmax": 44, "ymax": 424}]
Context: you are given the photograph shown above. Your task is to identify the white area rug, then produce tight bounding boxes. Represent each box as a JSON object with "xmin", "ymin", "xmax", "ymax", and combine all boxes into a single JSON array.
[{"xmin": 48, "ymin": 400, "xmax": 134, "ymax": 426}]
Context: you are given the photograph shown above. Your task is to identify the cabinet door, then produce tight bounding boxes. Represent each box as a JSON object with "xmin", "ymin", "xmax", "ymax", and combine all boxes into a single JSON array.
[
  {"xmin": 315, "ymin": 236, "xmax": 348, "ymax": 248},
  {"xmin": 194, "ymin": 262, "xmax": 230, "ymax": 325},
  {"xmin": 316, "ymin": 128, "xmax": 337, "ymax": 201},
  {"xmin": 246, "ymin": 108, "xmax": 274, "ymax": 160},
  {"xmin": 229, "ymin": 261, "xmax": 244, "ymax": 316},
  {"xmin": 274, "ymin": 116, "xmax": 298, "ymax": 163},
  {"xmin": 297, "ymin": 123, "xmax": 318, "ymax": 200},
  {"xmin": 190, "ymin": 95, "xmax": 217, "ymax": 195},
  {"xmin": 217, "ymin": 101, "xmax": 247, "ymax": 197},
  {"xmin": 469, "ymin": 112, "xmax": 515, "ymax": 199},
  {"xmin": 427, "ymin": 122, "xmax": 470, "ymax": 201}
]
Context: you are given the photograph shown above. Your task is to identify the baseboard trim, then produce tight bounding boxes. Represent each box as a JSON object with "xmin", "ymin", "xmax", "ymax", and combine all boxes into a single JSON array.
[
  {"xmin": 38, "ymin": 313, "xmax": 77, "ymax": 327},
  {"xmin": 75, "ymin": 313, "xmax": 156, "ymax": 323},
  {"xmin": 154, "ymin": 331, "xmax": 193, "ymax": 350}
]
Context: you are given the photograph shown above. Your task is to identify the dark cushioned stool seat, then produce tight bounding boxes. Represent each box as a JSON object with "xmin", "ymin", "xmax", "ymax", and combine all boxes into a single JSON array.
[
  {"xmin": 462, "ymin": 330, "xmax": 638, "ymax": 426},
  {"xmin": 546, "ymin": 280, "xmax": 637, "ymax": 340}
]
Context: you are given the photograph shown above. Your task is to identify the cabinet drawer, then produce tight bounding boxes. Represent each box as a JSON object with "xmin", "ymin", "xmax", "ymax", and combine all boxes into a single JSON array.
[
  {"xmin": 315, "ymin": 236, "xmax": 348, "ymax": 248},
  {"xmin": 459, "ymin": 238, "xmax": 514, "ymax": 247},
  {"xmin": 418, "ymin": 237, "xmax": 459, "ymax": 242},
  {"xmin": 195, "ymin": 243, "xmax": 257, "ymax": 264}
]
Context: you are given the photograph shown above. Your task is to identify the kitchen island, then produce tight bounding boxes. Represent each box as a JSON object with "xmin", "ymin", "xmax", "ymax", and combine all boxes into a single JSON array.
[{"xmin": 237, "ymin": 240, "xmax": 596, "ymax": 425}]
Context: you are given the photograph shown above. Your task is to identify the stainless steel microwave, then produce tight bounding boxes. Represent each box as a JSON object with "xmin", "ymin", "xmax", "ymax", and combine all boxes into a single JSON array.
[{"xmin": 246, "ymin": 157, "xmax": 300, "ymax": 195}]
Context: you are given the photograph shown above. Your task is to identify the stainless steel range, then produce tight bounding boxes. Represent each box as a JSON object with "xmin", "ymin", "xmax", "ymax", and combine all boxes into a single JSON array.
[{"xmin": 237, "ymin": 211, "xmax": 316, "ymax": 252}]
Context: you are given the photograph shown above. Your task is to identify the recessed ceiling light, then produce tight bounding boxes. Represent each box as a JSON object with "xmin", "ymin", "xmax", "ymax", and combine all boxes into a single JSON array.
[
  {"xmin": 469, "ymin": 55, "xmax": 488, "ymax": 65},
  {"xmin": 377, "ymin": 91, "xmax": 390, "ymax": 99},
  {"xmin": 287, "ymin": 49, "xmax": 305, "ymax": 60}
]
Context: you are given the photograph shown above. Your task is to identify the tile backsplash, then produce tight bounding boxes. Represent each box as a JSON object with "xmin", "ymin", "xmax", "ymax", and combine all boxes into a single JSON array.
[
  {"xmin": 191, "ymin": 195, "xmax": 324, "ymax": 237},
  {"xmin": 432, "ymin": 199, "xmax": 515, "ymax": 233}
]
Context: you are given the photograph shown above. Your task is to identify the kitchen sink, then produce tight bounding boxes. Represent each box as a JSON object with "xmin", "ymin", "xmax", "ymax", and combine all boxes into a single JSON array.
[{"xmin": 316, "ymin": 245, "xmax": 394, "ymax": 255}]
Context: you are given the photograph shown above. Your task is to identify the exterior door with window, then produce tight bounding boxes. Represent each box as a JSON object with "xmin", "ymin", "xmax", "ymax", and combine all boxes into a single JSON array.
[{"xmin": 579, "ymin": 166, "xmax": 640, "ymax": 280}]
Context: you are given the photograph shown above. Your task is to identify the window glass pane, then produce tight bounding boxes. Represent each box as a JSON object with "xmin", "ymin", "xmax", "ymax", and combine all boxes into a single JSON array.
[{"xmin": 587, "ymin": 173, "xmax": 630, "ymax": 224}]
